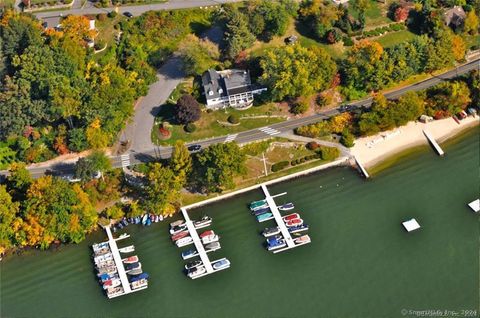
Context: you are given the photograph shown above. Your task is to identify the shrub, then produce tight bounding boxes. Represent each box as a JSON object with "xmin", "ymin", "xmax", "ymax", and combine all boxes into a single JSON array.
[
  {"xmin": 340, "ymin": 129, "xmax": 355, "ymax": 148},
  {"xmin": 271, "ymin": 161, "xmax": 289, "ymax": 172},
  {"xmin": 241, "ymin": 140, "xmax": 270, "ymax": 156},
  {"xmin": 291, "ymin": 100, "xmax": 309, "ymax": 114},
  {"xmin": 342, "ymin": 36, "xmax": 354, "ymax": 46},
  {"xmin": 107, "ymin": 11, "xmax": 117, "ymax": 18},
  {"xmin": 97, "ymin": 13, "xmax": 107, "ymax": 21},
  {"xmin": 227, "ymin": 114, "xmax": 240, "ymax": 124},
  {"xmin": 175, "ymin": 94, "xmax": 201, "ymax": 124},
  {"xmin": 318, "ymin": 146, "xmax": 340, "ymax": 161},
  {"xmin": 184, "ymin": 123, "xmax": 197, "ymax": 133},
  {"xmin": 306, "ymin": 141, "xmax": 319, "ymax": 150},
  {"xmin": 94, "ymin": 41, "xmax": 105, "ymax": 50}
]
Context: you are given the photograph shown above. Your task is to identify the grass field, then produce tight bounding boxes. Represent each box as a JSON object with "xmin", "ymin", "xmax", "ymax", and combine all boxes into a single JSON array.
[{"xmin": 375, "ymin": 29, "xmax": 417, "ymax": 48}]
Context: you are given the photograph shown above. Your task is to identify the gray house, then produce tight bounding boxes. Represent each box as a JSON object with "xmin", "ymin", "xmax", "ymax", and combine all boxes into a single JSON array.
[{"xmin": 201, "ymin": 69, "xmax": 266, "ymax": 110}]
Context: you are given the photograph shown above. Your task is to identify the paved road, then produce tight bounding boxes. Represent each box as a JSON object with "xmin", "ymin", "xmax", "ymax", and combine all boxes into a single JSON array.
[
  {"xmin": 34, "ymin": 0, "xmax": 240, "ymax": 20},
  {"xmin": 1, "ymin": 59, "xmax": 478, "ymax": 180}
]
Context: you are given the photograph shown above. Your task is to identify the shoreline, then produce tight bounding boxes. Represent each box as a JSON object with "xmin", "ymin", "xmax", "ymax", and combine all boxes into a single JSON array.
[{"xmin": 351, "ymin": 116, "xmax": 480, "ymax": 171}]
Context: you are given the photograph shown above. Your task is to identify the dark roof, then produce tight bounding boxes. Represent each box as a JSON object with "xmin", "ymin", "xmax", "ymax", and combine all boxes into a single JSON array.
[
  {"xmin": 202, "ymin": 69, "xmax": 225, "ymax": 100},
  {"xmin": 224, "ymin": 70, "xmax": 252, "ymax": 96},
  {"xmin": 444, "ymin": 6, "xmax": 466, "ymax": 27},
  {"xmin": 202, "ymin": 69, "xmax": 252, "ymax": 100}
]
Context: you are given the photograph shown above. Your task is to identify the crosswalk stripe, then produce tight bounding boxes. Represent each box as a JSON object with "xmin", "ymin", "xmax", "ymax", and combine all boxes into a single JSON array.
[
  {"xmin": 120, "ymin": 154, "xmax": 131, "ymax": 167},
  {"xmin": 258, "ymin": 127, "xmax": 281, "ymax": 135},
  {"xmin": 224, "ymin": 134, "xmax": 238, "ymax": 143}
]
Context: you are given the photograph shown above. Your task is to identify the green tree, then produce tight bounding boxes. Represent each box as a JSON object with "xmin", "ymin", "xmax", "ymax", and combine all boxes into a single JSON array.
[
  {"xmin": 144, "ymin": 163, "xmax": 181, "ymax": 216},
  {"xmin": 6, "ymin": 162, "xmax": 32, "ymax": 201},
  {"xmin": 170, "ymin": 140, "xmax": 192, "ymax": 184},
  {"xmin": 195, "ymin": 142, "xmax": 246, "ymax": 192},
  {"xmin": 75, "ymin": 151, "xmax": 111, "ymax": 181},
  {"xmin": 178, "ymin": 34, "xmax": 220, "ymax": 76},
  {"xmin": 260, "ymin": 45, "xmax": 336, "ymax": 100},
  {"xmin": 223, "ymin": 6, "xmax": 256, "ymax": 59},
  {"xmin": 340, "ymin": 129, "xmax": 355, "ymax": 148},
  {"xmin": 0, "ymin": 185, "xmax": 20, "ymax": 253}
]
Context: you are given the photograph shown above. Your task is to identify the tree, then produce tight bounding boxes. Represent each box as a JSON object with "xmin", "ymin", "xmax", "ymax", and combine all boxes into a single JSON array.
[
  {"xmin": 144, "ymin": 163, "xmax": 181, "ymax": 215},
  {"xmin": 299, "ymin": 0, "xmax": 340, "ymax": 39},
  {"xmin": 340, "ymin": 129, "xmax": 355, "ymax": 148},
  {"xmin": 260, "ymin": 45, "xmax": 337, "ymax": 100},
  {"xmin": 426, "ymin": 81, "xmax": 471, "ymax": 115},
  {"xmin": 295, "ymin": 121, "xmax": 332, "ymax": 138},
  {"xmin": 451, "ymin": 35, "xmax": 466, "ymax": 62},
  {"xmin": 175, "ymin": 95, "xmax": 201, "ymax": 124},
  {"xmin": 170, "ymin": 140, "xmax": 192, "ymax": 184},
  {"xmin": 195, "ymin": 142, "xmax": 246, "ymax": 192},
  {"xmin": 248, "ymin": 0, "xmax": 296, "ymax": 40},
  {"xmin": 75, "ymin": 151, "xmax": 111, "ymax": 181},
  {"xmin": 223, "ymin": 6, "xmax": 256, "ymax": 59},
  {"xmin": 85, "ymin": 119, "xmax": 110, "ymax": 149},
  {"xmin": 329, "ymin": 113, "xmax": 353, "ymax": 133},
  {"xmin": 0, "ymin": 185, "xmax": 20, "ymax": 253},
  {"xmin": 60, "ymin": 15, "xmax": 96, "ymax": 46},
  {"xmin": 6, "ymin": 162, "xmax": 32, "ymax": 201},
  {"xmin": 464, "ymin": 10, "xmax": 479, "ymax": 35},
  {"xmin": 178, "ymin": 34, "xmax": 220, "ymax": 76}
]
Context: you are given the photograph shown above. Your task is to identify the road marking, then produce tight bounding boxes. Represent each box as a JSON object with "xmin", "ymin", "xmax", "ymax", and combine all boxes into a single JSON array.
[
  {"xmin": 258, "ymin": 127, "xmax": 281, "ymax": 136},
  {"xmin": 224, "ymin": 134, "xmax": 238, "ymax": 143},
  {"xmin": 120, "ymin": 154, "xmax": 131, "ymax": 168}
]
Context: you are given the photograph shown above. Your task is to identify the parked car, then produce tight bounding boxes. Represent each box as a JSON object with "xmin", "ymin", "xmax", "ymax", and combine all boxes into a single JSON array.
[
  {"xmin": 61, "ymin": 174, "xmax": 81, "ymax": 183},
  {"xmin": 187, "ymin": 144, "xmax": 202, "ymax": 152},
  {"xmin": 124, "ymin": 12, "xmax": 133, "ymax": 18}
]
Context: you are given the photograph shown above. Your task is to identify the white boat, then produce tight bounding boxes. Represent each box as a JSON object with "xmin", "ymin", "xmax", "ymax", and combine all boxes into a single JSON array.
[
  {"xmin": 278, "ymin": 203, "xmax": 295, "ymax": 211},
  {"xmin": 212, "ymin": 258, "xmax": 230, "ymax": 270},
  {"xmin": 170, "ymin": 224, "xmax": 188, "ymax": 235},
  {"xmin": 201, "ymin": 234, "xmax": 219, "ymax": 245},
  {"xmin": 118, "ymin": 245, "xmax": 135, "ymax": 253},
  {"xmin": 116, "ymin": 233, "xmax": 129, "ymax": 240},
  {"xmin": 92, "ymin": 242, "xmax": 109, "ymax": 252},
  {"xmin": 102, "ymin": 278, "xmax": 121, "ymax": 289},
  {"xmin": 294, "ymin": 234, "xmax": 311, "ymax": 245},
  {"xmin": 204, "ymin": 242, "xmax": 221, "ymax": 252},
  {"xmin": 193, "ymin": 216, "xmax": 212, "ymax": 229},
  {"xmin": 122, "ymin": 255, "xmax": 139, "ymax": 264},
  {"xmin": 106, "ymin": 286, "xmax": 124, "ymax": 299},
  {"xmin": 175, "ymin": 236, "xmax": 194, "ymax": 247},
  {"xmin": 96, "ymin": 260, "xmax": 115, "ymax": 269},
  {"xmin": 187, "ymin": 265, "xmax": 207, "ymax": 279},
  {"xmin": 170, "ymin": 220, "xmax": 185, "ymax": 228},
  {"xmin": 131, "ymin": 278, "xmax": 148, "ymax": 290},
  {"xmin": 181, "ymin": 249, "xmax": 199, "ymax": 260}
]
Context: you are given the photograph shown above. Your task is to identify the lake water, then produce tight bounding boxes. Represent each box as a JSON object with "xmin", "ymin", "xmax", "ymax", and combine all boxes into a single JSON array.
[{"xmin": 1, "ymin": 127, "xmax": 479, "ymax": 318}]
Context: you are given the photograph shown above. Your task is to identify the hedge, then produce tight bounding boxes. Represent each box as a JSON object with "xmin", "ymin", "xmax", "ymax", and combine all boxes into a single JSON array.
[
  {"xmin": 228, "ymin": 114, "xmax": 240, "ymax": 124},
  {"xmin": 271, "ymin": 161, "xmax": 289, "ymax": 172},
  {"xmin": 184, "ymin": 123, "xmax": 196, "ymax": 133}
]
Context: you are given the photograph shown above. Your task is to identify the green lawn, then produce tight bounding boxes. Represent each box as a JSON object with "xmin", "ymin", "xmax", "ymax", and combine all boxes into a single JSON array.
[
  {"xmin": 350, "ymin": 0, "xmax": 392, "ymax": 27},
  {"xmin": 375, "ymin": 29, "xmax": 417, "ymax": 48}
]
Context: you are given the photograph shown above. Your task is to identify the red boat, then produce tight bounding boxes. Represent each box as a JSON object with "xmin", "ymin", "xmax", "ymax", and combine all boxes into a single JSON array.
[
  {"xmin": 199, "ymin": 230, "xmax": 214, "ymax": 238},
  {"xmin": 282, "ymin": 213, "xmax": 300, "ymax": 222},
  {"xmin": 285, "ymin": 218, "xmax": 303, "ymax": 227},
  {"xmin": 171, "ymin": 231, "xmax": 189, "ymax": 241},
  {"xmin": 122, "ymin": 255, "xmax": 139, "ymax": 264}
]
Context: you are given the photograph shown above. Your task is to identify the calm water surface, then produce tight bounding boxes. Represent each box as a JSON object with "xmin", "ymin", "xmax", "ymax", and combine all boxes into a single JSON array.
[{"xmin": 1, "ymin": 128, "xmax": 479, "ymax": 318}]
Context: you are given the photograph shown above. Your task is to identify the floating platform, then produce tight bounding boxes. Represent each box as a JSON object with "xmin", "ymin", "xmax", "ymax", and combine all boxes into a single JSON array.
[
  {"xmin": 423, "ymin": 130, "xmax": 444, "ymax": 156},
  {"xmin": 468, "ymin": 199, "xmax": 480, "ymax": 213},
  {"xmin": 402, "ymin": 219, "xmax": 421, "ymax": 232},
  {"xmin": 354, "ymin": 157, "xmax": 370, "ymax": 179}
]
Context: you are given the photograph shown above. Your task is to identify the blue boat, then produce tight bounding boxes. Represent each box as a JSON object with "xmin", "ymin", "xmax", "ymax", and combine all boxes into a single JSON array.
[
  {"xmin": 252, "ymin": 207, "xmax": 270, "ymax": 216},
  {"xmin": 278, "ymin": 202, "xmax": 295, "ymax": 211},
  {"xmin": 121, "ymin": 218, "xmax": 128, "ymax": 227},
  {"xmin": 129, "ymin": 273, "xmax": 149, "ymax": 282},
  {"xmin": 288, "ymin": 224, "xmax": 309, "ymax": 234},
  {"xmin": 181, "ymin": 249, "xmax": 199, "ymax": 260},
  {"xmin": 135, "ymin": 216, "xmax": 141, "ymax": 224},
  {"xmin": 141, "ymin": 214, "xmax": 148, "ymax": 226},
  {"xmin": 267, "ymin": 238, "xmax": 286, "ymax": 251},
  {"xmin": 145, "ymin": 218, "xmax": 152, "ymax": 226},
  {"xmin": 256, "ymin": 212, "xmax": 274, "ymax": 222}
]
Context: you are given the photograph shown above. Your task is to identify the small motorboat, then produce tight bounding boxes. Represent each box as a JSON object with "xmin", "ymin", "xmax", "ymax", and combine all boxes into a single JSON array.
[
  {"xmin": 154, "ymin": 215, "xmax": 159, "ymax": 223},
  {"xmin": 117, "ymin": 233, "xmax": 129, "ymax": 240},
  {"xmin": 193, "ymin": 215, "xmax": 212, "ymax": 229},
  {"xmin": 181, "ymin": 249, "xmax": 199, "ymax": 260},
  {"xmin": 184, "ymin": 260, "xmax": 203, "ymax": 270},
  {"xmin": 171, "ymin": 231, "xmax": 189, "ymax": 242},
  {"xmin": 288, "ymin": 224, "xmax": 309, "ymax": 234},
  {"xmin": 92, "ymin": 242, "xmax": 109, "ymax": 252},
  {"xmin": 106, "ymin": 286, "xmax": 124, "ymax": 299},
  {"xmin": 285, "ymin": 218, "xmax": 303, "ymax": 227},
  {"xmin": 278, "ymin": 203, "xmax": 295, "ymax": 211},
  {"xmin": 170, "ymin": 224, "xmax": 188, "ymax": 235},
  {"xmin": 129, "ymin": 272, "xmax": 149, "ymax": 283},
  {"xmin": 103, "ymin": 278, "xmax": 121, "ymax": 289},
  {"xmin": 121, "ymin": 218, "xmax": 128, "ymax": 227},
  {"xmin": 262, "ymin": 227, "xmax": 281, "ymax": 237},
  {"xmin": 145, "ymin": 217, "xmax": 151, "ymax": 226},
  {"xmin": 135, "ymin": 216, "xmax": 141, "ymax": 224},
  {"xmin": 187, "ymin": 265, "xmax": 207, "ymax": 279},
  {"xmin": 170, "ymin": 220, "xmax": 185, "ymax": 228},
  {"xmin": 118, "ymin": 245, "xmax": 135, "ymax": 253},
  {"xmin": 199, "ymin": 230, "xmax": 214, "ymax": 238},
  {"xmin": 249, "ymin": 199, "xmax": 267, "ymax": 211},
  {"xmin": 212, "ymin": 258, "xmax": 230, "ymax": 270},
  {"xmin": 125, "ymin": 262, "xmax": 142, "ymax": 272},
  {"xmin": 131, "ymin": 278, "xmax": 148, "ymax": 290},
  {"xmin": 99, "ymin": 273, "xmax": 118, "ymax": 283},
  {"xmin": 256, "ymin": 212, "xmax": 274, "ymax": 222},
  {"xmin": 126, "ymin": 268, "xmax": 143, "ymax": 276},
  {"xmin": 282, "ymin": 213, "xmax": 300, "ymax": 222},
  {"xmin": 159, "ymin": 215, "xmax": 164, "ymax": 222},
  {"xmin": 204, "ymin": 242, "xmax": 221, "ymax": 252},
  {"xmin": 201, "ymin": 234, "xmax": 219, "ymax": 245},
  {"xmin": 116, "ymin": 222, "xmax": 124, "ymax": 230},
  {"xmin": 141, "ymin": 214, "xmax": 148, "ymax": 226},
  {"xmin": 267, "ymin": 238, "xmax": 286, "ymax": 251},
  {"xmin": 294, "ymin": 234, "xmax": 311, "ymax": 245},
  {"xmin": 252, "ymin": 207, "xmax": 270, "ymax": 216},
  {"xmin": 175, "ymin": 236, "xmax": 193, "ymax": 247},
  {"xmin": 122, "ymin": 255, "xmax": 139, "ymax": 264},
  {"xmin": 150, "ymin": 214, "xmax": 155, "ymax": 223}
]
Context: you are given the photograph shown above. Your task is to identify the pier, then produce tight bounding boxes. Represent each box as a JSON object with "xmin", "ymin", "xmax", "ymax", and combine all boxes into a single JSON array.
[
  {"xmin": 468, "ymin": 199, "xmax": 480, "ymax": 213},
  {"xmin": 354, "ymin": 157, "xmax": 370, "ymax": 179},
  {"xmin": 423, "ymin": 130, "xmax": 444, "ymax": 156},
  {"xmin": 260, "ymin": 185, "xmax": 311, "ymax": 254},
  {"xmin": 180, "ymin": 208, "xmax": 215, "ymax": 279},
  {"xmin": 105, "ymin": 226, "xmax": 132, "ymax": 295}
]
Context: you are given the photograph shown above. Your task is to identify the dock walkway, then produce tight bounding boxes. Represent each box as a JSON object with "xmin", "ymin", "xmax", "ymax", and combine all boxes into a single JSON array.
[
  {"xmin": 105, "ymin": 226, "xmax": 132, "ymax": 294},
  {"xmin": 261, "ymin": 185, "xmax": 296, "ymax": 252},
  {"xmin": 180, "ymin": 208, "xmax": 214, "ymax": 274},
  {"xmin": 423, "ymin": 129, "xmax": 445, "ymax": 156}
]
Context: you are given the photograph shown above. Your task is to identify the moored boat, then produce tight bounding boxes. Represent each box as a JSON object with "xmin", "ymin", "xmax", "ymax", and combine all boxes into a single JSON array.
[
  {"xmin": 288, "ymin": 224, "xmax": 309, "ymax": 234},
  {"xmin": 249, "ymin": 199, "xmax": 267, "ymax": 211},
  {"xmin": 129, "ymin": 272, "xmax": 149, "ymax": 282},
  {"xmin": 212, "ymin": 258, "xmax": 230, "ymax": 270},
  {"xmin": 106, "ymin": 286, "xmax": 124, "ymax": 299},
  {"xmin": 204, "ymin": 242, "xmax": 221, "ymax": 252},
  {"xmin": 267, "ymin": 238, "xmax": 286, "ymax": 251},
  {"xmin": 262, "ymin": 226, "xmax": 281, "ymax": 237},
  {"xmin": 181, "ymin": 249, "xmax": 199, "ymax": 260},
  {"xmin": 193, "ymin": 215, "xmax": 212, "ymax": 229},
  {"xmin": 127, "ymin": 268, "xmax": 143, "ymax": 276},
  {"xmin": 170, "ymin": 224, "xmax": 188, "ymax": 235},
  {"xmin": 199, "ymin": 230, "xmax": 214, "ymax": 238},
  {"xmin": 141, "ymin": 214, "xmax": 148, "ymax": 225},
  {"xmin": 171, "ymin": 230, "xmax": 189, "ymax": 242},
  {"xmin": 118, "ymin": 245, "xmax": 135, "ymax": 253},
  {"xmin": 103, "ymin": 278, "xmax": 121, "ymax": 289},
  {"xmin": 201, "ymin": 234, "xmax": 219, "ymax": 244},
  {"xmin": 184, "ymin": 260, "xmax": 203, "ymax": 270},
  {"xmin": 256, "ymin": 212, "xmax": 274, "ymax": 222},
  {"xmin": 125, "ymin": 262, "xmax": 142, "ymax": 273},
  {"xmin": 122, "ymin": 255, "xmax": 139, "ymax": 264},
  {"xmin": 282, "ymin": 213, "xmax": 300, "ymax": 222},
  {"xmin": 99, "ymin": 273, "xmax": 118, "ymax": 283},
  {"xmin": 285, "ymin": 218, "xmax": 303, "ymax": 227},
  {"xmin": 175, "ymin": 236, "xmax": 194, "ymax": 247},
  {"xmin": 252, "ymin": 207, "xmax": 270, "ymax": 216},
  {"xmin": 294, "ymin": 234, "xmax": 311, "ymax": 245},
  {"xmin": 187, "ymin": 265, "xmax": 207, "ymax": 279},
  {"xmin": 170, "ymin": 220, "xmax": 185, "ymax": 228},
  {"xmin": 278, "ymin": 202, "xmax": 295, "ymax": 211},
  {"xmin": 131, "ymin": 278, "xmax": 148, "ymax": 290}
]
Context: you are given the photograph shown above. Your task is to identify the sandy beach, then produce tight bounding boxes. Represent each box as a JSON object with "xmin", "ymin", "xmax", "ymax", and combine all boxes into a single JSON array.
[{"xmin": 351, "ymin": 115, "xmax": 480, "ymax": 168}]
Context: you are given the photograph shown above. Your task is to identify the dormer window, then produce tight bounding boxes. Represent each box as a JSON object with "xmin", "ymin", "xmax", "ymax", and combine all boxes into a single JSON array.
[
  {"xmin": 218, "ymin": 88, "xmax": 223, "ymax": 94},
  {"xmin": 208, "ymin": 90, "xmax": 214, "ymax": 96}
]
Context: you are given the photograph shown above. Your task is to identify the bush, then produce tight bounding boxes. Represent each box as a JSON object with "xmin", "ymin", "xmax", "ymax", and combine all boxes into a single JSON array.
[
  {"xmin": 340, "ymin": 129, "xmax": 355, "ymax": 148},
  {"xmin": 184, "ymin": 123, "xmax": 197, "ymax": 133},
  {"xmin": 342, "ymin": 36, "xmax": 354, "ymax": 46},
  {"xmin": 227, "ymin": 114, "xmax": 240, "ymax": 124},
  {"xmin": 318, "ymin": 146, "xmax": 340, "ymax": 161},
  {"xmin": 97, "ymin": 13, "xmax": 107, "ymax": 21},
  {"xmin": 271, "ymin": 161, "xmax": 289, "ymax": 172},
  {"xmin": 306, "ymin": 141, "xmax": 319, "ymax": 150},
  {"xmin": 175, "ymin": 94, "xmax": 201, "ymax": 124},
  {"xmin": 107, "ymin": 11, "xmax": 117, "ymax": 18},
  {"xmin": 241, "ymin": 140, "xmax": 270, "ymax": 156},
  {"xmin": 94, "ymin": 41, "xmax": 105, "ymax": 50},
  {"xmin": 291, "ymin": 100, "xmax": 309, "ymax": 114}
]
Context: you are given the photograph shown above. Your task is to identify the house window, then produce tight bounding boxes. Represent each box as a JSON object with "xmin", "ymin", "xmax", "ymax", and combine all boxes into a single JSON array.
[{"xmin": 208, "ymin": 90, "xmax": 214, "ymax": 96}]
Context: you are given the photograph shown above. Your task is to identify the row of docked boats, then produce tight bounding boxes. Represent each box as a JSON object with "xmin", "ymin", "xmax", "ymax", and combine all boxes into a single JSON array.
[
  {"xmin": 92, "ymin": 233, "xmax": 149, "ymax": 299},
  {"xmin": 170, "ymin": 216, "xmax": 231, "ymax": 279},
  {"xmin": 112, "ymin": 214, "xmax": 165, "ymax": 232},
  {"xmin": 249, "ymin": 200, "xmax": 295, "ymax": 223}
]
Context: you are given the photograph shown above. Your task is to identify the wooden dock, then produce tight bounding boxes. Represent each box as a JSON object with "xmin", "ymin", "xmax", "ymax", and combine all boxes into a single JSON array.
[
  {"xmin": 354, "ymin": 157, "xmax": 370, "ymax": 179},
  {"xmin": 105, "ymin": 226, "xmax": 132, "ymax": 296},
  {"xmin": 423, "ymin": 130, "xmax": 445, "ymax": 156},
  {"xmin": 260, "ymin": 185, "xmax": 310, "ymax": 254}
]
